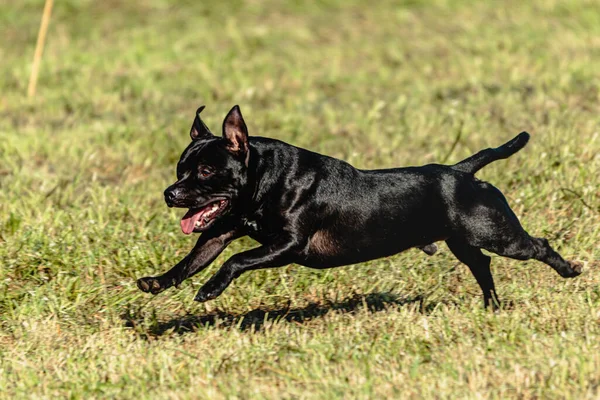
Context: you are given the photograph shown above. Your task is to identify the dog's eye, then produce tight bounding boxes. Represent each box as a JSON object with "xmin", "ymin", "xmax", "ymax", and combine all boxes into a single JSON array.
[{"xmin": 199, "ymin": 167, "xmax": 213, "ymax": 178}]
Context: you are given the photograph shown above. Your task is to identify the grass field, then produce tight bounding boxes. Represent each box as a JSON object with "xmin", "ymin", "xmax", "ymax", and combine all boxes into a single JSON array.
[{"xmin": 1, "ymin": 0, "xmax": 600, "ymax": 398}]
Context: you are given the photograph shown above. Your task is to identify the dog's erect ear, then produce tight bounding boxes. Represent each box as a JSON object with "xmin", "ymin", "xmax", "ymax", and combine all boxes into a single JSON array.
[
  {"xmin": 222, "ymin": 105, "xmax": 249, "ymax": 157},
  {"xmin": 190, "ymin": 106, "xmax": 213, "ymax": 140}
]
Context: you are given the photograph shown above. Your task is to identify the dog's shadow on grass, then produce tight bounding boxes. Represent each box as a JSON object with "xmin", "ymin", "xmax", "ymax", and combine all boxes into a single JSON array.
[{"xmin": 123, "ymin": 292, "xmax": 425, "ymax": 337}]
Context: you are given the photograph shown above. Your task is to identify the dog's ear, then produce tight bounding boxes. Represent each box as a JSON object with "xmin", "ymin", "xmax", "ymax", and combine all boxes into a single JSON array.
[
  {"xmin": 222, "ymin": 105, "xmax": 249, "ymax": 157},
  {"xmin": 190, "ymin": 106, "xmax": 213, "ymax": 140}
]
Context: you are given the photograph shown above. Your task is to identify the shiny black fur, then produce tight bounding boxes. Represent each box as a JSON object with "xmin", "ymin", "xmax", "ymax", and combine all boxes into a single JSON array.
[{"xmin": 137, "ymin": 105, "xmax": 582, "ymax": 308}]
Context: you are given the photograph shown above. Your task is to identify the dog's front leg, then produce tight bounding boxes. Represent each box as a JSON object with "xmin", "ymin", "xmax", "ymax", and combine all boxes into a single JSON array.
[
  {"xmin": 194, "ymin": 236, "xmax": 302, "ymax": 302},
  {"xmin": 137, "ymin": 227, "xmax": 241, "ymax": 295}
]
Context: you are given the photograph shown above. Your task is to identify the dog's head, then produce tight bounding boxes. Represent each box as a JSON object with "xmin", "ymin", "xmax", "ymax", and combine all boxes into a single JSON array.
[{"xmin": 164, "ymin": 105, "xmax": 250, "ymax": 234}]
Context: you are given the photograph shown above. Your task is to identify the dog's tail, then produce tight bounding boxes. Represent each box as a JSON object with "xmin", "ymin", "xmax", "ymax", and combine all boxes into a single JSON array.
[{"xmin": 451, "ymin": 131, "xmax": 530, "ymax": 174}]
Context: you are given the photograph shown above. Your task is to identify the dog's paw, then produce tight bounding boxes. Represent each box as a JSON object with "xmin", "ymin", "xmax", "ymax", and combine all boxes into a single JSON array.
[
  {"xmin": 566, "ymin": 261, "xmax": 583, "ymax": 277},
  {"xmin": 193, "ymin": 289, "xmax": 217, "ymax": 303},
  {"xmin": 137, "ymin": 277, "xmax": 164, "ymax": 294},
  {"xmin": 194, "ymin": 282, "xmax": 223, "ymax": 302}
]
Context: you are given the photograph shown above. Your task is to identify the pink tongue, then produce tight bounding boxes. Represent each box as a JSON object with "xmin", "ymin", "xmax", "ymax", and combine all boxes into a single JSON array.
[{"xmin": 180, "ymin": 209, "xmax": 203, "ymax": 235}]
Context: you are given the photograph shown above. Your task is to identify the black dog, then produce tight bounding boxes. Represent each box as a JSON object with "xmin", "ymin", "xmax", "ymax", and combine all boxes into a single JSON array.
[{"xmin": 137, "ymin": 105, "xmax": 582, "ymax": 307}]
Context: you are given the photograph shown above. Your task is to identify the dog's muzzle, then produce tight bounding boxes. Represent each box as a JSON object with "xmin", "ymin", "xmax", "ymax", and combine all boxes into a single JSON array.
[{"xmin": 164, "ymin": 187, "xmax": 180, "ymax": 207}]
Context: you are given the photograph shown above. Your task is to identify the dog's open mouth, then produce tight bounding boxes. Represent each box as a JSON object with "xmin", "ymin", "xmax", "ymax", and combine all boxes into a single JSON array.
[{"xmin": 180, "ymin": 199, "xmax": 229, "ymax": 234}]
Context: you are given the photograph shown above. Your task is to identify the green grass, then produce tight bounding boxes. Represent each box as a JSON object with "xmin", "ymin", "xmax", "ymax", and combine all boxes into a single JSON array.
[{"xmin": 1, "ymin": 0, "xmax": 600, "ymax": 398}]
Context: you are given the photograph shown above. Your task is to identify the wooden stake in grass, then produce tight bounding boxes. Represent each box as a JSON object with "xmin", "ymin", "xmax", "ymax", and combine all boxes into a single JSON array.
[{"xmin": 27, "ymin": 0, "xmax": 54, "ymax": 98}]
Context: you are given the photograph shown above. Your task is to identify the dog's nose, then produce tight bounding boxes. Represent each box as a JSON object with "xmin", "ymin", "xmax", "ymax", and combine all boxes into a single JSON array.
[{"xmin": 164, "ymin": 188, "xmax": 178, "ymax": 207}]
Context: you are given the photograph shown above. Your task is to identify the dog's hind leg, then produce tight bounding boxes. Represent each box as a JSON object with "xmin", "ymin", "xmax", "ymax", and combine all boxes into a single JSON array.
[
  {"xmin": 446, "ymin": 238, "xmax": 499, "ymax": 308},
  {"xmin": 486, "ymin": 235, "xmax": 582, "ymax": 279},
  {"xmin": 453, "ymin": 183, "xmax": 582, "ymax": 281}
]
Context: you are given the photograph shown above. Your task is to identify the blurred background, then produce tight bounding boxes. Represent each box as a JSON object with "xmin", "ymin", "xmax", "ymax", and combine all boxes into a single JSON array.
[{"xmin": 0, "ymin": 0, "xmax": 599, "ymax": 398}]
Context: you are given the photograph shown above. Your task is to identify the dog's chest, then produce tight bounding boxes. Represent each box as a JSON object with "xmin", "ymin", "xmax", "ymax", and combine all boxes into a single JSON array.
[{"xmin": 243, "ymin": 217, "xmax": 282, "ymax": 244}]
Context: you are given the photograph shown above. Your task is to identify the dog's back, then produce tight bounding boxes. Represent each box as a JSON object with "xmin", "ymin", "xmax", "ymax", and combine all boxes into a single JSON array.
[{"xmin": 247, "ymin": 138, "xmax": 470, "ymax": 267}]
